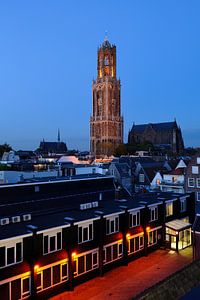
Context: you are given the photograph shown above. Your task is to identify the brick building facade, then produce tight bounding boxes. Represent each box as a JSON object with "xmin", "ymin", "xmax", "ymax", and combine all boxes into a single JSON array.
[{"xmin": 0, "ymin": 175, "xmax": 195, "ymax": 299}]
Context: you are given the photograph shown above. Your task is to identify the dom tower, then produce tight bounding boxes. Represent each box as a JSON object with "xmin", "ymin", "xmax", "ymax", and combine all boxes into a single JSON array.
[{"xmin": 90, "ymin": 37, "xmax": 123, "ymax": 156}]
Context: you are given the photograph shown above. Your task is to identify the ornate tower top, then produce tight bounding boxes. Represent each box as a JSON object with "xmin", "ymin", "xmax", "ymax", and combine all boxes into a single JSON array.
[{"xmin": 97, "ymin": 38, "xmax": 116, "ymax": 80}]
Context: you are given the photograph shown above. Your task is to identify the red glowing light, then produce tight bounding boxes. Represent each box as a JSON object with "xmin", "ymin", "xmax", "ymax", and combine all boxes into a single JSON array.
[
  {"xmin": 72, "ymin": 252, "xmax": 76, "ymax": 257},
  {"xmin": 34, "ymin": 264, "xmax": 39, "ymax": 271}
]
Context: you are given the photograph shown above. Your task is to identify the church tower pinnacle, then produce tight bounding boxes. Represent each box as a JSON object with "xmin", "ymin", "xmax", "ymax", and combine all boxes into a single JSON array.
[{"xmin": 90, "ymin": 38, "xmax": 123, "ymax": 156}]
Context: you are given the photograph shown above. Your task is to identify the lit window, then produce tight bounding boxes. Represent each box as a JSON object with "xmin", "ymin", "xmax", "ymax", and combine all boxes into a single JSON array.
[
  {"xmin": 22, "ymin": 276, "xmax": 31, "ymax": 298},
  {"xmin": 139, "ymin": 174, "xmax": 145, "ymax": 183},
  {"xmin": 149, "ymin": 206, "xmax": 158, "ymax": 222},
  {"xmin": 197, "ymin": 158, "xmax": 200, "ymax": 164},
  {"xmin": 166, "ymin": 202, "xmax": 173, "ymax": 217},
  {"xmin": 148, "ymin": 229, "xmax": 157, "ymax": 246},
  {"xmin": 78, "ymin": 222, "xmax": 93, "ymax": 244},
  {"xmin": 192, "ymin": 166, "xmax": 199, "ymax": 174},
  {"xmin": 0, "ymin": 238, "xmax": 23, "ymax": 268},
  {"xmin": 103, "ymin": 241, "xmax": 123, "ymax": 265},
  {"xmin": 128, "ymin": 233, "xmax": 144, "ymax": 254},
  {"xmin": 43, "ymin": 231, "xmax": 62, "ymax": 255},
  {"xmin": 73, "ymin": 249, "xmax": 98, "ymax": 277},
  {"xmin": 188, "ymin": 178, "xmax": 195, "ymax": 187},
  {"xmin": 129, "ymin": 210, "xmax": 140, "ymax": 228},
  {"xmin": 36, "ymin": 260, "xmax": 68, "ymax": 291},
  {"xmin": 106, "ymin": 216, "xmax": 119, "ymax": 235}
]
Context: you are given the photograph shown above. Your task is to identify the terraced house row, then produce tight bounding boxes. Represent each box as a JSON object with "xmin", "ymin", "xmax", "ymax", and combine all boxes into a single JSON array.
[{"xmin": 0, "ymin": 174, "xmax": 195, "ymax": 299}]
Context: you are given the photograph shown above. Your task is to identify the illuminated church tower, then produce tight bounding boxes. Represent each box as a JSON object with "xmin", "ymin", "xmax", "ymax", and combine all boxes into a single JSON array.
[{"xmin": 90, "ymin": 37, "xmax": 123, "ymax": 156}]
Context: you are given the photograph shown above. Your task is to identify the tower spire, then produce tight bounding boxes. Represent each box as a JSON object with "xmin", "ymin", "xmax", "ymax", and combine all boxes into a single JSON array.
[
  {"xmin": 104, "ymin": 30, "xmax": 108, "ymax": 41},
  {"xmin": 58, "ymin": 129, "xmax": 60, "ymax": 142}
]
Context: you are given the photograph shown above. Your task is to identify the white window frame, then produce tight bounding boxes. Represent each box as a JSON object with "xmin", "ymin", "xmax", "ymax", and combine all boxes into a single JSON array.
[
  {"xmin": 166, "ymin": 202, "xmax": 173, "ymax": 217},
  {"xmin": 106, "ymin": 216, "xmax": 119, "ymax": 235},
  {"xmin": 78, "ymin": 221, "xmax": 93, "ymax": 244},
  {"xmin": 129, "ymin": 210, "xmax": 140, "ymax": 228},
  {"xmin": 73, "ymin": 248, "xmax": 99, "ymax": 277},
  {"xmin": 21, "ymin": 276, "xmax": 31, "ymax": 298},
  {"xmin": 149, "ymin": 206, "xmax": 158, "ymax": 222},
  {"xmin": 103, "ymin": 240, "xmax": 123, "ymax": 265},
  {"xmin": 139, "ymin": 173, "xmax": 145, "ymax": 183},
  {"xmin": 196, "ymin": 178, "xmax": 200, "ymax": 188},
  {"xmin": 192, "ymin": 166, "xmax": 199, "ymax": 174},
  {"xmin": 36, "ymin": 259, "xmax": 68, "ymax": 292},
  {"xmin": 43, "ymin": 229, "xmax": 62, "ymax": 255},
  {"xmin": 0, "ymin": 237, "xmax": 23, "ymax": 269},
  {"xmin": 148, "ymin": 229, "xmax": 158, "ymax": 247},
  {"xmin": 0, "ymin": 273, "xmax": 31, "ymax": 300},
  {"xmin": 127, "ymin": 233, "xmax": 144, "ymax": 254},
  {"xmin": 188, "ymin": 178, "xmax": 195, "ymax": 187}
]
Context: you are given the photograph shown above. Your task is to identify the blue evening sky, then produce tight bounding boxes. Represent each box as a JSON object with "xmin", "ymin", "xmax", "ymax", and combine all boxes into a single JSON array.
[{"xmin": 0, "ymin": 1, "xmax": 199, "ymax": 150}]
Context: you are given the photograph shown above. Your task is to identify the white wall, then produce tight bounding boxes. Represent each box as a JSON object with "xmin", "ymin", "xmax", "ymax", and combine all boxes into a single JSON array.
[{"xmin": 0, "ymin": 170, "xmax": 58, "ymax": 184}]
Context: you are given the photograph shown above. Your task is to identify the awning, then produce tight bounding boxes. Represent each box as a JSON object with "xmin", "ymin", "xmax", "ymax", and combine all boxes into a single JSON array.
[{"xmin": 165, "ymin": 219, "xmax": 191, "ymax": 231}]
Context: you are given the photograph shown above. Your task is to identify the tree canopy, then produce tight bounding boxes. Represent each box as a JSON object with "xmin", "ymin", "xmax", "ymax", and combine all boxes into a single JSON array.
[{"xmin": 0, "ymin": 143, "xmax": 12, "ymax": 158}]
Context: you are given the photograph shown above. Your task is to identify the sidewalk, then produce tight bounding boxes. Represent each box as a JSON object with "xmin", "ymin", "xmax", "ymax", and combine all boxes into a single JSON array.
[{"xmin": 50, "ymin": 247, "xmax": 192, "ymax": 300}]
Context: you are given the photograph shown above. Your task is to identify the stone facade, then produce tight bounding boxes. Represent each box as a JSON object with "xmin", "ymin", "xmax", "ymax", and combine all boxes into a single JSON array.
[
  {"xmin": 90, "ymin": 38, "xmax": 123, "ymax": 156},
  {"xmin": 128, "ymin": 121, "xmax": 184, "ymax": 154}
]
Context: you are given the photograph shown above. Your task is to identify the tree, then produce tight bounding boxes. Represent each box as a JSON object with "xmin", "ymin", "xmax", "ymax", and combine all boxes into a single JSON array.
[
  {"xmin": 0, "ymin": 143, "xmax": 12, "ymax": 158},
  {"xmin": 114, "ymin": 144, "xmax": 128, "ymax": 157}
]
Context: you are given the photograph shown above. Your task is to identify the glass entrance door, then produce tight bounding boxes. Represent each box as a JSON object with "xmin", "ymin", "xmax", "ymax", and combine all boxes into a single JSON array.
[
  {"xmin": 171, "ymin": 235, "xmax": 176, "ymax": 250},
  {"xmin": 178, "ymin": 228, "xmax": 191, "ymax": 250}
]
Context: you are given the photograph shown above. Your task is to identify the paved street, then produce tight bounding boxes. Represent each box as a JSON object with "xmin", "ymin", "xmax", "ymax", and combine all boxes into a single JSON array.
[{"xmin": 51, "ymin": 247, "xmax": 192, "ymax": 300}]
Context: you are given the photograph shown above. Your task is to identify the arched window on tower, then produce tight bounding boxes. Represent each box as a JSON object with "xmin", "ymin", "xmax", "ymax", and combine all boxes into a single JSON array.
[
  {"xmin": 104, "ymin": 55, "xmax": 109, "ymax": 66},
  {"xmin": 97, "ymin": 90, "xmax": 102, "ymax": 116},
  {"xmin": 112, "ymin": 99, "xmax": 115, "ymax": 117}
]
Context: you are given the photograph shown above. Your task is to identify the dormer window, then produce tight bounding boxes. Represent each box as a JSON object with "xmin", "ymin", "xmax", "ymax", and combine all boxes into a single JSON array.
[
  {"xmin": 129, "ymin": 210, "xmax": 140, "ymax": 228},
  {"xmin": 149, "ymin": 206, "xmax": 158, "ymax": 222},
  {"xmin": 106, "ymin": 216, "xmax": 119, "ymax": 235},
  {"xmin": 43, "ymin": 230, "xmax": 62, "ymax": 255},
  {"xmin": 78, "ymin": 222, "xmax": 93, "ymax": 244},
  {"xmin": 0, "ymin": 238, "xmax": 23, "ymax": 268}
]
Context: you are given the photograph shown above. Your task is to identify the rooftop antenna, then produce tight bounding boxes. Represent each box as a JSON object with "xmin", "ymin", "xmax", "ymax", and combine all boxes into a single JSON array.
[{"xmin": 104, "ymin": 30, "xmax": 108, "ymax": 41}]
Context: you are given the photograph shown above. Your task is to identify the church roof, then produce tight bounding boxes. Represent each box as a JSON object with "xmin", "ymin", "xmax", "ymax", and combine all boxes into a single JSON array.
[
  {"xmin": 131, "ymin": 121, "xmax": 177, "ymax": 134},
  {"xmin": 39, "ymin": 141, "xmax": 67, "ymax": 154}
]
